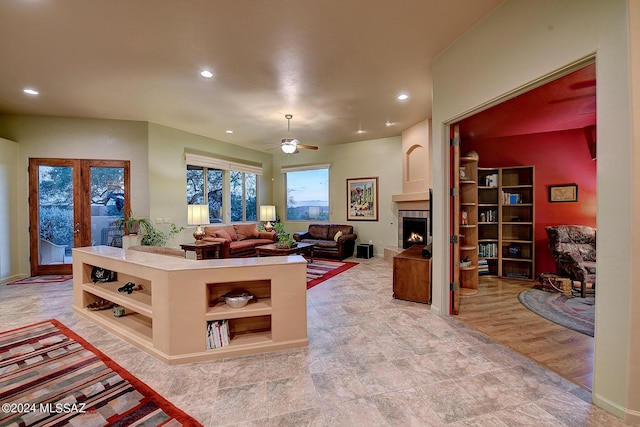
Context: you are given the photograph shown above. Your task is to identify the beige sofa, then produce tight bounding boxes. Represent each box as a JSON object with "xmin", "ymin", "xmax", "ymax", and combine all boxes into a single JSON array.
[{"xmin": 202, "ymin": 224, "xmax": 276, "ymax": 258}]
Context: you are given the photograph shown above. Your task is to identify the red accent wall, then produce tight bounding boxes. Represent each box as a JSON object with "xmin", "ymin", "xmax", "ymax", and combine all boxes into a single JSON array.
[{"xmin": 461, "ymin": 128, "xmax": 596, "ymax": 277}]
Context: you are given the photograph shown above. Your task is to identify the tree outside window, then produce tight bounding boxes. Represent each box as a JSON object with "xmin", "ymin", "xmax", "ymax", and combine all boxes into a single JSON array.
[
  {"xmin": 187, "ymin": 165, "xmax": 223, "ymax": 223},
  {"xmin": 231, "ymin": 171, "xmax": 257, "ymax": 222}
]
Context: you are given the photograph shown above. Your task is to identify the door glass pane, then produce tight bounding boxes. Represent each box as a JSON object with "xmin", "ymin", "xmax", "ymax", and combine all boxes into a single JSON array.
[
  {"xmin": 38, "ymin": 165, "xmax": 73, "ymax": 264},
  {"xmin": 90, "ymin": 167, "xmax": 125, "ymax": 247}
]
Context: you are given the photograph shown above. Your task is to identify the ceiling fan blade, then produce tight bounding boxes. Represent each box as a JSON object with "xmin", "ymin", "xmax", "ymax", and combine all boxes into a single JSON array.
[{"xmin": 296, "ymin": 144, "xmax": 319, "ymax": 150}]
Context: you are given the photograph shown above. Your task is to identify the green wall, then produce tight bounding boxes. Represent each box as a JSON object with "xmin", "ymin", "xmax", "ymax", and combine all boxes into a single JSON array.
[
  {"xmin": 0, "ymin": 114, "xmax": 149, "ymax": 277},
  {"xmin": 146, "ymin": 122, "xmax": 274, "ymax": 245},
  {"xmin": 272, "ymin": 136, "xmax": 403, "ymax": 254},
  {"xmin": 0, "ymin": 115, "xmax": 403, "ymax": 279}
]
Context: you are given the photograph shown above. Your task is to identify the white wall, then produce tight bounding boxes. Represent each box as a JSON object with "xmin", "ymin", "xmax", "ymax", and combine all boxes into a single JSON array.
[
  {"xmin": 0, "ymin": 115, "xmax": 149, "ymax": 277},
  {"xmin": 272, "ymin": 137, "xmax": 402, "ymax": 254},
  {"xmin": 431, "ymin": 0, "xmax": 636, "ymax": 421},
  {"xmin": 0, "ymin": 137, "xmax": 19, "ymax": 282}
]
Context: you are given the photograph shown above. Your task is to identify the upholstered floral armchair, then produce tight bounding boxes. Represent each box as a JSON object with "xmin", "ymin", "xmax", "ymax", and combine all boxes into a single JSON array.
[{"xmin": 545, "ymin": 225, "xmax": 596, "ymax": 298}]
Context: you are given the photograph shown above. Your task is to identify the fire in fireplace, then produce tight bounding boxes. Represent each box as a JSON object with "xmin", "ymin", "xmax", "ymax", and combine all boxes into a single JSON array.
[{"xmin": 403, "ymin": 217, "xmax": 428, "ymax": 249}]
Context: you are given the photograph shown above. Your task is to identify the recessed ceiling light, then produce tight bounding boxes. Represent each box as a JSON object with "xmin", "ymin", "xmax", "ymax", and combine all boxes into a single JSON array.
[
  {"xmin": 385, "ymin": 120, "xmax": 394, "ymax": 127},
  {"xmin": 397, "ymin": 93, "xmax": 409, "ymax": 101},
  {"xmin": 356, "ymin": 129, "xmax": 365, "ymax": 134},
  {"xmin": 225, "ymin": 130, "xmax": 233, "ymax": 134},
  {"xmin": 200, "ymin": 70, "xmax": 213, "ymax": 78},
  {"xmin": 24, "ymin": 88, "xmax": 39, "ymax": 95}
]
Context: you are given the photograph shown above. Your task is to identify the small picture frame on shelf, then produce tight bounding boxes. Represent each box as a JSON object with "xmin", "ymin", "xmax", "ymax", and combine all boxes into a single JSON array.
[
  {"xmin": 549, "ymin": 184, "xmax": 578, "ymax": 202},
  {"xmin": 459, "ymin": 166, "xmax": 468, "ymax": 180}
]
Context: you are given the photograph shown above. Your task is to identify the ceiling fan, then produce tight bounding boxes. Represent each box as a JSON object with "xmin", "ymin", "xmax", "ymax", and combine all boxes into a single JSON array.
[{"xmin": 280, "ymin": 114, "xmax": 318, "ymax": 154}]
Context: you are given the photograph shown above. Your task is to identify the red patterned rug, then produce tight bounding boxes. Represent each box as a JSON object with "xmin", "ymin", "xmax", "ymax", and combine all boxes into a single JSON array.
[
  {"xmin": 306, "ymin": 259, "xmax": 357, "ymax": 289},
  {"xmin": 7, "ymin": 275, "xmax": 72, "ymax": 285},
  {"xmin": 0, "ymin": 320, "xmax": 202, "ymax": 426}
]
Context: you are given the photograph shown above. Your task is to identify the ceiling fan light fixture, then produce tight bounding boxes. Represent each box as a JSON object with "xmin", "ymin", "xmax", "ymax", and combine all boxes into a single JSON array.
[{"xmin": 281, "ymin": 138, "xmax": 297, "ymax": 154}]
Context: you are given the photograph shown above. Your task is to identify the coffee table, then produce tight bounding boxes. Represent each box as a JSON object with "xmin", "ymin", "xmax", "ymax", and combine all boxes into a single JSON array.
[
  {"xmin": 180, "ymin": 241, "xmax": 222, "ymax": 260},
  {"xmin": 255, "ymin": 242, "xmax": 315, "ymax": 263}
]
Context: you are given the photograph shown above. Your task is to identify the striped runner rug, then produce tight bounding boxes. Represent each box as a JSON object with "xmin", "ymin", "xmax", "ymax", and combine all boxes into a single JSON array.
[
  {"xmin": 306, "ymin": 259, "xmax": 357, "ymax": 289},
  {"xmin": 0, "ymin": 320, "xmax": 201, "ymax": 426}
]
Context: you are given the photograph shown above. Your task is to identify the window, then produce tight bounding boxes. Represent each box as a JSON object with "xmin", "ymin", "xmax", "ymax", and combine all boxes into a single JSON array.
[
  {"xmin": 186, "ymin": 165, "xmax": 223, "ymax": 223},
  {"xmin": 230, "ymin": 170, "xmax": 257, "ymax": 222},
  {"xmin": 284, "ymin": 166, "xmax": 330, "ymax": 221},
  {"xmin": 185, "ymin": 153, "xmax": 262, "ymax": 224}
]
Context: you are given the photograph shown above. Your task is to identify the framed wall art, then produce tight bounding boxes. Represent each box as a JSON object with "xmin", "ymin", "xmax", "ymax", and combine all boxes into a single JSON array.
[
  {"xmin": 549, "ymin": 184, "xmax": 578, "ymax": 202},
  {"xmin": 347, "ymin": 177, "xmax": 378, "ymax": 221}
]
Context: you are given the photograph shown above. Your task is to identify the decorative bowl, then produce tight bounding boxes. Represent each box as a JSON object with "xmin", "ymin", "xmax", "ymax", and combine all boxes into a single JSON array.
[{"xmin": 222, "ymin": 290, "xmax": 254, "ymax": 309}]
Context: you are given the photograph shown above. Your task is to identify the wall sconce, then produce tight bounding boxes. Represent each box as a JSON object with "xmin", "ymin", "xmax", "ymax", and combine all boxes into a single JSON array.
[
  {"xmin": 187, "ymin": 204, "xmax": 210, "ymax": 240},
  {"xmin": 259, "ymin": 205, "xmax": 276, "ymax": 231}
]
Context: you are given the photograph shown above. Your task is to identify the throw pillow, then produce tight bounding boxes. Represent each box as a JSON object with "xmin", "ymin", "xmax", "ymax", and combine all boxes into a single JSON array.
[
  {"xmin": 214, "ymin": 229, "xmax": 233, "ymax": 243},
  {"xmin": 234, "ymin": 223, "xmax": 259, "ymax": 240},
  {"xmin": 334, "ymin": 230, "xmax": 343, "ymax": 242}
]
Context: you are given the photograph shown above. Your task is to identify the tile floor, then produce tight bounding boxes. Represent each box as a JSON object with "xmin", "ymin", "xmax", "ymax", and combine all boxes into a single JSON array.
[{"xmin": 1, "ymin": 256, "xmax": 632, "ymax": 426}]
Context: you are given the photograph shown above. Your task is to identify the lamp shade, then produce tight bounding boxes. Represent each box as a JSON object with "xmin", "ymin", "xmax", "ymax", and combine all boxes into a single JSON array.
[
  {"xmin": 187, "ymin": 204, "xmax": 211, "ymax": 225},
  {"xmin": 259, "ymin": 205, "xmax": 276, "ymax": 222}
]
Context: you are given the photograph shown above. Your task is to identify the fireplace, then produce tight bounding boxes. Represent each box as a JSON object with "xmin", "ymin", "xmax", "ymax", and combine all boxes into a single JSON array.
[{"xmin": 402, "ymin": 217, "xmax": 428, "ymax": 249}]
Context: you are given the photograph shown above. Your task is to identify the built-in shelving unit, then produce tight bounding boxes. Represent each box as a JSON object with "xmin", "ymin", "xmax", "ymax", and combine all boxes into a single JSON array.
[
  {"xmin": 459, "ymin": 156, "xmax": 478, "ymax": 295},
  {"xmin": 500, "ymin": 166, "xmax": 535, "ymax": 280},
  {"xmin": 477, "ymin": 168, "xmax": 499, "ymax": 277},
  {"xmin": 475, "ymin": 166, "xmax": 535, "ymax": 280},
  {"xmin": 73, "ymin": 246, "xmax": 308, "ymax": 364}
]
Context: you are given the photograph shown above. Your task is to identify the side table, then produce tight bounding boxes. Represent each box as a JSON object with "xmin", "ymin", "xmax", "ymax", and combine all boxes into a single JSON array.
[{"xmin": 180, "ymin": 241, "xmax": 222, "ymax": 260}]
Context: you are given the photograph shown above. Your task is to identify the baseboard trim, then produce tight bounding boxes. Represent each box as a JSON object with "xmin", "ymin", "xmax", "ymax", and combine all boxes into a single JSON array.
[{"xmin": 592, "ymin": 391, "xmax": 640, "ymax": 424}]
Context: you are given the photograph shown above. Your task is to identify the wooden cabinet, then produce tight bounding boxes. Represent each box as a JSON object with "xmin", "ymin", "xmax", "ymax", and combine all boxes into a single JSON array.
[
  {"xmin": 476, "ymin": 166, "xmax": 535, "ymax": 280},
  {"xmin": 459, "ymin": 156, "xmax": 478, "ymax": 295},
  {"xmin": 72, "ymin": 246, "xmax": 308, "ymax": 364},
  {"xmin": 393, "ymin": 245, "xmax": 431, "ymax": 303}
]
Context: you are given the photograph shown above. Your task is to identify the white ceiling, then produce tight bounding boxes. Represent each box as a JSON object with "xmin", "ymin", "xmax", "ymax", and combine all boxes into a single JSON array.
[{"xmin": 0, "ymin": 0, "xmax": 502, "ymax": 152}]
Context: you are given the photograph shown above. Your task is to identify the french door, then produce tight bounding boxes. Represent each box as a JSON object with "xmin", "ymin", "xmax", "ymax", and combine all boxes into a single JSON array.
[{"xmin": 29, "ymin": 158, "xmax": 130, "ymax": 276}]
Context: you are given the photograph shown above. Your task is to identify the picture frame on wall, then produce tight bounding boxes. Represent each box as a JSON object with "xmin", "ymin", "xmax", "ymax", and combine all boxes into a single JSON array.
[
  {"xmin": 549, "ymin": 184, "xmax": 578, "ymax": 202},
  {"xmin": 347, "ymin": 177, "xmax": 378, "ymax": 221}
]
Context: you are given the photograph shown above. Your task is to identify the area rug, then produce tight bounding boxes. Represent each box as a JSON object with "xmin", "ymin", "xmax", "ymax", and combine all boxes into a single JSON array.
[
  {"xmin": 518, "ymin": 289, "xmax": 595, "ymax": 337},
  {"xmin": 0, "ymin": 320, "xmax": 202, "ymax": 427},
  {"xmin": 306, "ymin": 259, "xmax": 357, "ymax": 289},
  {"xmin": 7, "ymin": 275, "xmax": 72, "ymax": 285}
]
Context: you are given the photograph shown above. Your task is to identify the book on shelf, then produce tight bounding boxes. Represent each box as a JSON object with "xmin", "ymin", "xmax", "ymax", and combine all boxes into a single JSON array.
[
  {"xmin": 480, "ymin": 209, "xmax": 498, "ymax": 222},
  {"xmin": 478, "ymin": 259, "xmax": 490, "ymax": 275},
  {"xmin": 480, "ymin": 173, "xmax": 498, "ymax": 187},
  {"xmin": 206, "ymin": 320, "xmax": 230, "ymax": 349},
  {"xmin": 501, "ymin": 191, "xmax": 523, "ymax": 205},
  {"xmin": 478, "ymin": 242, "xmax": 497, "ymax": 258}
]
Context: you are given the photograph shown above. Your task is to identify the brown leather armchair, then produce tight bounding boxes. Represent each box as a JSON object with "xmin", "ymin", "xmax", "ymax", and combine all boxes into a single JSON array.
[{"xmin": 293, "ymin": 224, "xmax": 357, "ymax": 260}]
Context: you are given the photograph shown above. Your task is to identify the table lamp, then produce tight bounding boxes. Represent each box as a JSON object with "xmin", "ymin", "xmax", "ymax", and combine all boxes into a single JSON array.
[
  {"xmin": 188, "ymin": 204, "xmax": 210, "ymax": 240},
  {"xmin": 259, "ymin": 205, "xmax": 276, "ymax": 232}
]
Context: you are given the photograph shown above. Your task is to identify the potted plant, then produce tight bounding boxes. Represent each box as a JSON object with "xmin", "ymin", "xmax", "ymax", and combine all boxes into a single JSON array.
[
  {"xmin": 113, "ymin": 211, "xmax": 153, "ymax": 236},
  {"xmin": 140, "ymin": 223, "xmax": 185, "ymax": 247},
  {"xmin": 275, "ymin": 234, "xmax": 296, "ymax": 249}
]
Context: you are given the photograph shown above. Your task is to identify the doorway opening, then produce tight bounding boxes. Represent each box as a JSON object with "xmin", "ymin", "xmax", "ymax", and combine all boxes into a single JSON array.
[{"xmin": 447, "ymin": 60, "xmax": 597, "ymax": 391}]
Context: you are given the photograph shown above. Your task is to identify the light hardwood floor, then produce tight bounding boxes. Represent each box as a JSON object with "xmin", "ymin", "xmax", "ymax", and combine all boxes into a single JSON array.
[{"xmin": 455, "ymin": 276, "xmax": 594, "ymax": 391}]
